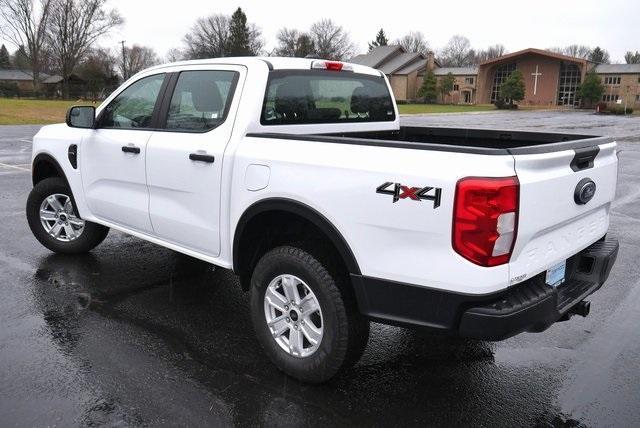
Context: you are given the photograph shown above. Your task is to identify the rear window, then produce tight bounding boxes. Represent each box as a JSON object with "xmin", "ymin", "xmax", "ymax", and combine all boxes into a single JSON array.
[{"xmin": 261, "ymin": 70, "xmax": 395, "ymax": 125}]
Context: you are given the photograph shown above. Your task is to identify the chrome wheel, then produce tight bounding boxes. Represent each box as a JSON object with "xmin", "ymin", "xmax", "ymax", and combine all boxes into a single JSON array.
[
  {"xmin": 264, "ymin": 274, "xmax": 323, "ymax": 358},
  {"xmin": 39, "ymin": 193, "xmax": 85, "ymax": 242}
]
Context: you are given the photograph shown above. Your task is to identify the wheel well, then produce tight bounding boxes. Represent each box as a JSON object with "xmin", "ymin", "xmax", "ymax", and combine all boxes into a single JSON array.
[
  {"xmin": 233, "ymin": 201, "xmax": 360, "ymax": 291},
  {"xmin": 32, "ymin": 155, "xmax": 65, "ymax": 186}
]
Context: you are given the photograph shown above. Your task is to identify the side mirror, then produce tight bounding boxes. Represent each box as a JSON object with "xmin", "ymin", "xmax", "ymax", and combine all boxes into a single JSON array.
[{"xmin": 66, "ymin": 105, "xmax": 95, "ymax": 129}]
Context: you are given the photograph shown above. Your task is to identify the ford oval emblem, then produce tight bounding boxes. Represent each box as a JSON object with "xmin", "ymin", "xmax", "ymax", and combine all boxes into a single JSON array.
[{"xmin": 574, "ymin": 178, "xmax": 596, "ymax": 205}]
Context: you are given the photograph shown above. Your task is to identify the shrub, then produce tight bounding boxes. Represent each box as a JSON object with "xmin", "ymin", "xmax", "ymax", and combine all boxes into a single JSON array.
[
  {"xmin": 607, "ymin": 106, "xmax": 633, "ymax": 115},
  {"xmin": 0, "ymin": 81, "xmax": 19, "ymax": 97},
  {"xmin": 494, "ymin": 99, "xmax": 518, "ymax": 110}
]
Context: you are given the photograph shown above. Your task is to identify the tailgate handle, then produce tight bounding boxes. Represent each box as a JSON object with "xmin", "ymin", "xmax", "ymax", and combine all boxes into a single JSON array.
[{"xmin": 571, "ymin": 146, "xmax": 600, "ymax": 171}]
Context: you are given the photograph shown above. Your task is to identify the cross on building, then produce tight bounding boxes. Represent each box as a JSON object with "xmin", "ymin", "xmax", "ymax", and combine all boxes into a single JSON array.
[{"xmin": 531, "ymin": 65, "xmax": 543, "ymax": 95}]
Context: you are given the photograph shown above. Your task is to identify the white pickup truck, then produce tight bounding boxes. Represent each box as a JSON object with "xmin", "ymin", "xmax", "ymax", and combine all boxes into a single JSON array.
[{"xmin": 27, "ymin": 57, "xmax": 619, "ymax": 383}]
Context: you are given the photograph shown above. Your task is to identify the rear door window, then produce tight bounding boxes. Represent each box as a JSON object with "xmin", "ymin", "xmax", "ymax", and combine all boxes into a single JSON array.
[
  {"xmin": 165, "ymin": 70, "xmax": 238, "ymax": 132},
  {"xmin": 261, "ymin": 70, "xmax": 395, "ymax": 125}
]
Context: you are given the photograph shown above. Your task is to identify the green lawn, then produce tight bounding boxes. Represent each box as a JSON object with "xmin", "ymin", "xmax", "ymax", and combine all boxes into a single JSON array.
[
  {"xmin": 0, "ymin": 98, "xmax": 98, "ymax": 125},
  {"xmin": 398, "ymin": 104, "xmax": 497, "ymax": 115}
]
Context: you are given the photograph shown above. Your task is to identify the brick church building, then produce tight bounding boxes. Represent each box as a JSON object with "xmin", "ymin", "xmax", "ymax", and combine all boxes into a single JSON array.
[{"xmin": 351, "ymin": 46, "xmax": 640, "ymax": 108}]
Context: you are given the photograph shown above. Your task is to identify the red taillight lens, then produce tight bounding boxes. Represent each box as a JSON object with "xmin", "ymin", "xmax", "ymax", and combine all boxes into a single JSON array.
[
  {"xmin": 324, "ymin": 61, "xmax": 344, "ymax": 71},
  {"xmin": 452, "ymin": 176, "xmax": 519, "ymax": 267}
]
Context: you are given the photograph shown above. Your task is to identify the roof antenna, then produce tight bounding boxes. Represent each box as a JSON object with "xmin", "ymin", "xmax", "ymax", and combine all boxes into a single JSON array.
[{"xmin": 305, "ymin": 53, "xmax": 322, "ymax": 59}]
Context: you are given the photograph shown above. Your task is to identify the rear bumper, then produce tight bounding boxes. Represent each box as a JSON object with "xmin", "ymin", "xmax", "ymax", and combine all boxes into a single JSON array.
[{"xmin": 351, "ymin": 237, "xmax": 619, "ymax": 340}]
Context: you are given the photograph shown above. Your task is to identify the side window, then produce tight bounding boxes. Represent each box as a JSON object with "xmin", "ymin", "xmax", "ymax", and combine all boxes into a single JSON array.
[
  {"xmin": 165, "ymin": 70, "xmax": 238, "ymax": 132},
  {"xmin": 100, "ymin": 74, "xmax": 165, "ymax": 129}
]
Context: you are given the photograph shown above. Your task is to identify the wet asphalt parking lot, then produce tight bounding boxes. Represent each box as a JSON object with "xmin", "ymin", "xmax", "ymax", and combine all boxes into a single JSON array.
[{"xmin": 1, "ymin": 111, "xmax": 639, "ymax": 427}]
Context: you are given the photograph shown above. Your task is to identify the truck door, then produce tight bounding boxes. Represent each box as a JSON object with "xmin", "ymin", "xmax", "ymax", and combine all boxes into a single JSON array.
[
  {"xmin": 81, "ymin": 73, "xmax": 168, "ymax": 233},
  {"xmin": 145, "ymin": 66, "xmax": 243, "ymax": 256}
]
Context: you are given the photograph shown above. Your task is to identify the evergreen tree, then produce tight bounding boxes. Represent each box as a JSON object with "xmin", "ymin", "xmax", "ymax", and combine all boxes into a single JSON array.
[
  {"xmin": 578, "ymin": 71, "xmax": 605, "ymax": 107},
  {"xmin": 438, "ymin": 72, "xmax": 456, "ymax": 103},
  {"xmin": 368, "ymin": 28, "xmax": 389, "ymax": 51},
  {"xmin": 0, "ymin": 45, "xmax": 11, "ymax": 68},
  {"xmin": 589, "ymin": 46, "xmax": 610, "ymax": 64},
  {"xmin": 499, "ymin": 70, "xmax": 525, "ymax": 107},
  {"xmin": 417, "ymin": 70, "xmax": 437, "ymax": 103},
  {"xmin": 226, "ymin": 7, "xmax": 251, "ymax": 56},
  {"xmin": 11, "ymin": 45, "xmax": 30, "ymax": 69}
]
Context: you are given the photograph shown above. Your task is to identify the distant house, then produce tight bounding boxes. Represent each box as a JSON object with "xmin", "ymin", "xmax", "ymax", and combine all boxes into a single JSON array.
[
  {"xmin": 351, "ymin": 45, "xmax": 440, "ymax": 103},
  {"xmin": 0, "ymin": 69, "xmax": 78, "ymax": 97}
]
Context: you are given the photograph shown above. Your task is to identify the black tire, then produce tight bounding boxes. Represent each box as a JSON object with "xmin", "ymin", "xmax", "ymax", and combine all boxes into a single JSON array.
[
  {"xmin": 250, "ymin": 245, "xmax": 370, "ymax": 383},
  {"xmin": 26, "ymin": 177, "xmax": 109, "ymax": 254}
]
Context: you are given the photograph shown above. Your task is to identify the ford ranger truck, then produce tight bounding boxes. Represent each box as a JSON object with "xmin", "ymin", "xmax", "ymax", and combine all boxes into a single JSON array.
[{"xmin": 26, "ymin": 57, "xmax": 619, "ymax": 383}]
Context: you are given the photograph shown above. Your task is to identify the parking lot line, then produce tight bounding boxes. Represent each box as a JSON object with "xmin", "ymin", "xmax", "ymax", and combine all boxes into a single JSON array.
[{"xmin": 0, "ymin": 162, "xmax": 30, "ymax": 172}]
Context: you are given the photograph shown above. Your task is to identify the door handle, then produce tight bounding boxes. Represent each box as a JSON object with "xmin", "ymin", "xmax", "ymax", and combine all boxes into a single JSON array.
[
  {"xmin": 189, "ymin": 153, "xmax": 215, "ymax": 163},
  {"xmin": 122, "ymin": 145, "xmax": 141, "ymax": 154}
]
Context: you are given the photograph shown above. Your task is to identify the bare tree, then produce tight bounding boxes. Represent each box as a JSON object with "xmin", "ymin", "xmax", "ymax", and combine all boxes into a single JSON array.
[
  {"xmin": 474, "ymin": 44, "xmax": 506, "ymax": 63},
  {"xmin": 547, "ymin": 45, "xmax": 592, "ymax": 59},
  {"xmin": 247, "ymin": 23, "xmax": 264, "ymax": 56},
  {"xmin": 394, "ymin": 31, "xmax": 429, "ymax": 55},
  {"xmin": 0, "ymin": 0, "xmax": 52, "ymax": 92},
  {"xmin": 119, "ymin": 44, "xmax": 159, "ymax": 80},
  {"xmin": 165, "ymin": 47, "xmax": 184, "ymax": 63},
  {"xmin": 183, "ymin": 14, "xmax": 229, "ymax": 59},
  {"xmin": 309, "ymin": 19, "xmax": 354, "ymax": 60},
  {"xmin": 439, "ymin": 35, "xmax": 475, "ymax": 67},
  {"xmin": 274, "ymin": 28, "xmax": 315, "ymax": 57},
  {"xmin": 47, "ymin": 0, "xmax": 123, "ymax": 98}
]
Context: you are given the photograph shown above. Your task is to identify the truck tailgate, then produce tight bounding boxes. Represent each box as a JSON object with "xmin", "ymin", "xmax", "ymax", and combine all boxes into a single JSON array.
[{"xmin": 508, "ymin": 140, "xmax": 618, "ymax": 284}]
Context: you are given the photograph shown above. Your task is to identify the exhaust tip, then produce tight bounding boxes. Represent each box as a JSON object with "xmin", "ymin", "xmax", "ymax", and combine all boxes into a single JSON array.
[{"xmin": 572, "ymin": 300, "xmax": 591, "ymax": 318}]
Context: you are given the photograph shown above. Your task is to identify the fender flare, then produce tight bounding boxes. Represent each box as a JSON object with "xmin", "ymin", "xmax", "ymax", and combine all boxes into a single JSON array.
[
  {"xmin": 32, "ymin": 153, "xmax": 69, "ymax": 187},
  {"xmin": 233, "ymin": 198, "xmax": 361, "ymax": 275}
]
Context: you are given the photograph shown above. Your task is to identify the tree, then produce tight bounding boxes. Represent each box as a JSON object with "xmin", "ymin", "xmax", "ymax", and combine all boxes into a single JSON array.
[
  {"xmin": 274, "ymin": 28, "xmax": 315, "ymax": 57},
  {"xmin": 119, "ymin": 44, "xmax": 158, "ymax": 80},
  {"xmin": 309, "ymin": 19, "xmax": 354, "ymax": 60},
  {"xmin": 11, "ymin": 45, "xmax": 30, "ymax": 69},
  {"xmin": 0, "ymin": 0, "xmax": 53, "ymax": 92},
  {"xmin": 578, "ymin": 71, "xmax": 605, "ymax": 107},
  {"xmin": 394, "ymin": 31, "xmax": 429, "ymax": 55},
  {"xmin": 624, "ymin": 51, "xmax": 640, "ymax": 64},
  {"xmin": 47, "ymin": 0, "xmax": 123, "ymax": 98},
  {"xmin": 226, "ymin": 7, "xmax": 251, "ymax": 56},
  {"xmin": 589, "ymin": 46, "xmax": 610, "ymax": 64},
  {"xmin": 547, "ymin": 45, "xmax": 592, "ymax": 59},
  {"xmin": 368, "ymin": 28, "xmax": 388, "ymax": 51},
  {"xmin": 499, "ymin": 69, "xmax": 525, "ymax": 107},
  {"xmin": 0, "ymin": 44, "xmax": 10, "ymax": 68},
  {"xmin": 183, "ymin": 14, "xmax": 229, "ymax": 59},
  {"xmin": 165, "ymin": 47, "xmax": 184, "ymax": 63},
  {"xmin": 417, "ymin": 70, "xmax": 437, "ymax": 103},
  {"xmin": 439, "ymin": 35, "xmax": 475, "ymax": 67},
  {"xmin": 183, "ymin": 10, "xmax": 262, "ymax": 59},
  {"xmin": 474, "ymin": 44, "xmax": 506, "ymax": 63},
  {"xmin": 76, "ymin": 47, "xmax": 118, "ymax": 99},
  {"xmin": 438, "ymin": 72, "xmax": 456, "ymax": 103}
]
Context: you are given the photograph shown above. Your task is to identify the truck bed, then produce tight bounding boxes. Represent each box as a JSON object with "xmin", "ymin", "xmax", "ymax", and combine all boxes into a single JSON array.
[{"xmin": 248, "ymin": 126, "xmax": 612, "ymax": 155}]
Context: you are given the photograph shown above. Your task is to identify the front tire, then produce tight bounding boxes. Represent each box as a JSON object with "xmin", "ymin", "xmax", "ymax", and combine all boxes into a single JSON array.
[
  {"xmin": 26, "ymin": 177, "xmax": 109, "ymax": 254},
  {"xmin": 250, "ymin": 246, "xmax": 369, "ymax": 383}
]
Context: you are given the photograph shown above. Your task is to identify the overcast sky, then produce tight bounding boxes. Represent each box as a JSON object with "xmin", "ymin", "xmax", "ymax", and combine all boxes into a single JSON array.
[{"xmin": 2, "ymin": 0, "xmax": 639, "ymax": 62}]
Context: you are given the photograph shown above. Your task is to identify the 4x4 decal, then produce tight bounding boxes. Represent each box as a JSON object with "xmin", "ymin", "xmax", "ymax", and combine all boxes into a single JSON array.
[{"xmin": 376, "ymin": 182, "xmax": 442, "ymax": 208}]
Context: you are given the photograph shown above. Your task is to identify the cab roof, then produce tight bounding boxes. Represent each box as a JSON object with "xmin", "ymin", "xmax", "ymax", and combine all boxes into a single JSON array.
[{"xmin": 145, "ymin": 56, "xmax": 381, "ymax": 76}]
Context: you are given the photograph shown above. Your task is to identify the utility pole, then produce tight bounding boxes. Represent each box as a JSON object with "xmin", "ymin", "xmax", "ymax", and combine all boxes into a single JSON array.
[{"xmin": 120, "ymin": 40, "xmax": 127, "ymax": 80}]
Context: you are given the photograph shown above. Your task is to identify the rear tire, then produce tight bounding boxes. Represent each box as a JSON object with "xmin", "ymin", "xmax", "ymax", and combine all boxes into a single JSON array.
[
  {"xmin": 26, "ymin": 177, "xmax": 109, "ymax": 254},
  {"xmin": 250, "ymin": 245, "xmax": 369, "ymax": 383}
]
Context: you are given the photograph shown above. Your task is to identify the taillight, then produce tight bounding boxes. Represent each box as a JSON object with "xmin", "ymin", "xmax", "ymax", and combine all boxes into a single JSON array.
[
  {"xmin": 452, "ymin": 176, "xmax": 519, "ymax": 267},
  {"xmin": 311, "ymin": 60, "xmax": 353, "ymax": 71}
]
